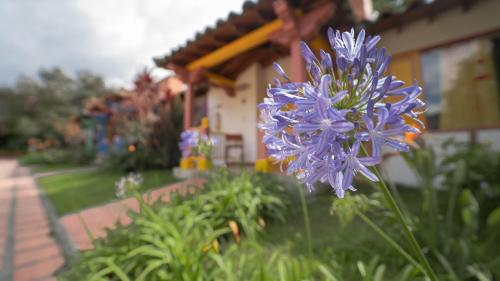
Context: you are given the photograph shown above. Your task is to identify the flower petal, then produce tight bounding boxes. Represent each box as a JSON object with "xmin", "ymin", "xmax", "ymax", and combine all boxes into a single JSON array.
[
  {"xmin": 386, "ymin": 138, "xmax": 409, "ymax": 152},
  {"xmin": 375, "ymin": 107, "xmax": 389, "ymax": 129},
  {"xmin": 357, "ymin": 162, "xmax": 379, "ymax": 182},
  {"xmin": 331, "ymin": 121, "xmax": 354, "ymax": 133},
  {"xmin": 273, "ymin": 62, "xmax": 290, "ymax": 81}
]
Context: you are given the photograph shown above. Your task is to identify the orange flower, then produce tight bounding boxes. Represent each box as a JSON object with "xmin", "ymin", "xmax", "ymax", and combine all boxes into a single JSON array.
[
  {"xmin": 281, "ymin": 103, "xmax": 297, "ymax": 111},
  {"xmin": 228, "ymin": 220, "xmax": 240, "ymax": 244},
  {"xmin": 128, "ymin": 145, "xmax": 136, "ymax": 152}
]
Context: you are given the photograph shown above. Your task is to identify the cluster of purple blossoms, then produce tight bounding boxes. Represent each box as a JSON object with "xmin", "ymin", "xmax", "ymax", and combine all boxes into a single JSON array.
[
  {"xmin": 258, "ymin": 28, "xmax": 425, "ymax": 198},
  {"xmin": 179, "ymin": 130, "xmax": 199, "ymax": 157}
]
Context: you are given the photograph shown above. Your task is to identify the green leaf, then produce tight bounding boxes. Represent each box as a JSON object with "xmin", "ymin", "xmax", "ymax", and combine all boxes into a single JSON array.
[{"xmin": 487, "ymin": 207, "xmax": 500, "ymax": 227}]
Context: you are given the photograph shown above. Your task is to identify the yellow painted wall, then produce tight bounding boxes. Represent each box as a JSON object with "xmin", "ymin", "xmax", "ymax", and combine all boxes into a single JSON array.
[{"xmin": 379, "ymin": 0, "xmax": 500, "ymax": 55}]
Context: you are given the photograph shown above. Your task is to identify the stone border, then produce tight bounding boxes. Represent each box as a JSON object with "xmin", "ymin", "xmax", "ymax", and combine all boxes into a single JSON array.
[
  {"xmin": 1, "ymin": 185, "xmax": 16, "ymax": 281},
  {"xmin": 29, "ymin": 168, "xmax": 79, "ymax": 275}
]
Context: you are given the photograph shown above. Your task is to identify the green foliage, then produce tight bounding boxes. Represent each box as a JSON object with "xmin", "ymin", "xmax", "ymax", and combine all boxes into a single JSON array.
[
  {"xmin": 441, "ymin": 140, "xmax": 500, "ymax": 192},
  {"xmin": 57, "ymin": 139, "xmax": 500, "ymax": 280},
  {"xmin": 0, "ymin": 67, "xmax": 109, "ymax": 151},
  {"xmin": 400, "ymin": 142, "xmax": 500, "ymax": 280},
  {"xmin": 441, "ymin": 140, "xmax": 500, "ymax": 223},
  {"xmin": 486, "ymin": 207, "xmax": 500, "ymax": 227},
  {"xmin": 106, "ymin": 146, "xmax": 164, "ymax": 172},
  {"xmin": 61, "ymin": 202, "xmax": 229, "ymax": 281},
  {"xmin": 19, "ymin": 148, "xmax": 93, "ymax": 165},
  {"xmin": 372, "ymin": 0, "xmax": 410, "ymax": 13},
  {"xmin": 194, "ymin": 136, "xmax": 215, "ymax": 159},
  {"xmin": 330, "ymin": 193, "xmax": 371, "ymax": 226},
  {"xmin": 59, "ymin": 171, "xmax": 289, "ymax": 280},
  {"xmin": 148, "ymin": 96, "xmax": 183, "ymax": 168},
  {"xmin": 325, "ymin": 140, "xmax": 500, "ymax": 280},
  {"xmin": 209, "ymin": 241, "xmax": 340, "ymax": 281},
  {"xmin": 356, "ymin": 257, "xmax": 417, "ymax": 281},
  {"xmin": 106, "ymin": 96, "xmax": 183, "ymax": 172},
  {"xmin": 191, "ymin": 170, "xmax": 286, "ymax": 238}
]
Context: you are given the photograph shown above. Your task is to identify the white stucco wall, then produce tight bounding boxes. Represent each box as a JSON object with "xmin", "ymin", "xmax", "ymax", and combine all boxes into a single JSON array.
[
  {"xmin": 383, "ymin": 129, "xmax": 500, "ymax": 186},
  {"xmin": 206, "ymin": 57, "xmax": 294, "ymax": 163},
  {"xmin": 261, "ymin": 56, "xmax": 292, "ymax": 87},
  {"xmin": 379, "ymin": 0, "xmax": 500, "ymax": 55},
  {"xmin": 207, "ymin": 64, "xmax": 261, "ymax": 163}
]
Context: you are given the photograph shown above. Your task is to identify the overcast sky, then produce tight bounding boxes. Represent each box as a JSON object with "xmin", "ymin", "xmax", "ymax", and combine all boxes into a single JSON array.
[{"xmin": 0, "ymin": 0, "xmax": 248, "ymax": 88}]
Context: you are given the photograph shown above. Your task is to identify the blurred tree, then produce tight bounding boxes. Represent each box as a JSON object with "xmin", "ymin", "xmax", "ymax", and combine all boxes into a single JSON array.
[
  {"xmin": 0, "ymin": 67, "xmax": 110, "ymax": 151},
  {"xmin": 373, "ymin": 0, "xmax": 409, "ymax": 13}
]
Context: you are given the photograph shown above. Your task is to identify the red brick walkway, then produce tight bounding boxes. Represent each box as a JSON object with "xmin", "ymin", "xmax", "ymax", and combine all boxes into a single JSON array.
[
  {"xmin": 59, "ymin": 178, "xmax": 204, "ymax": 250},
  {"xmin": 0, "ymin": 160, "xmax": 63, "ymax": 281}
]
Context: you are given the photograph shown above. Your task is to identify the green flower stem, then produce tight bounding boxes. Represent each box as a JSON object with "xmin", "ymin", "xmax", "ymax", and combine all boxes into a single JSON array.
[
  {"xmin": 380, "ymin": 165, "xmax": 411, "ymax": 218},
  {"xmin": 355, "ymin": 210, "xmax": 423, "ymax": 273},
  {"xmin": 297, "ymin": 184, "xmax": 313, "ymax": 259},
  {"xmin": 77, "ymin": 213, "xmax": 95, "ymax": 244},
  {"xmin": 370, "ymin": 165, "xmax": 439, "ymax": 281}
]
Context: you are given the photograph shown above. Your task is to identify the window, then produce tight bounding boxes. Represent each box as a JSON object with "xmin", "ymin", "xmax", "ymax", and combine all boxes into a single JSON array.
[{"xmin": 420, "ymin": 36, "xmax": 500, "ymax": 130}]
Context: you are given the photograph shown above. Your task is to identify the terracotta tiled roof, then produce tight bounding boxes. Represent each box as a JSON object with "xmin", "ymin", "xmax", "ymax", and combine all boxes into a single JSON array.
[
  {"xmin": 154, "ymin": 0, "xmax": 475, "ymax": 79},
  {"xmin": 153, "ymin": 0, "xmax": 355, "ymax": 79}
]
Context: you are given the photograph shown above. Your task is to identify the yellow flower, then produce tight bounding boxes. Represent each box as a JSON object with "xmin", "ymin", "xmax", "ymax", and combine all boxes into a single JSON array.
[
  {"xmin": 212, "ymin": 239, "xmax": 219, "ymax": 253},
  {"xmin": 258, "ymin": 217, "xmax": 266, "ymax": 228},
  {"xmin": 201, "ymin": 239, "xmax": 220, "ymax": 253}
]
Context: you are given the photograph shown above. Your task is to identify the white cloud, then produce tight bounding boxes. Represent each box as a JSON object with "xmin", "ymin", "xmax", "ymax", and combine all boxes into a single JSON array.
[{"xmin": 0, "ymin": 0, "xmax": 249, "ymax": 88}]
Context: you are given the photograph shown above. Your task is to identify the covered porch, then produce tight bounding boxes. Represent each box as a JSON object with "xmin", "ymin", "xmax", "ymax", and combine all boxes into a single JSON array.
[{"xmin": 154, "ymin": 0, "xmax": 362, "ymax": 164}]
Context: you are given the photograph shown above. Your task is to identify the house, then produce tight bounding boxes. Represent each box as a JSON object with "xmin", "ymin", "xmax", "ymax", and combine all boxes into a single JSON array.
[
  {"xmin": 81, "ymin": 75, "xmax": 184, "ymax": 160},
  {"xmin": 154, "ymin": 0, "xmax": 500, "ymax": 181}
]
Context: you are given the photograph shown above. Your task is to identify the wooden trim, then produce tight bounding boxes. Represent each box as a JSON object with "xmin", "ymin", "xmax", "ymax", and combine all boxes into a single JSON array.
[
  {"xmin": 419, "ymin": 27, "xmax": 500, "ymax": 53},
  {"xmin": 186, "ymin": 19, "xmax": 284, "ymax": 70},
  {"xmin": 427, "ymin": 125, "xmax": 500, "ymax": 134}
]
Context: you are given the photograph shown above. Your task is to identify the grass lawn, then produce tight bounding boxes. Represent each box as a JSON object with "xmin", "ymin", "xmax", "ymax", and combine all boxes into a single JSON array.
[
  {"xmin": 38, "ymin": 169, "xmax": 179, "ymax": 215},
  {"xmin": 261, "ymin": 181, "xmax": 424, "ymax": 279}
]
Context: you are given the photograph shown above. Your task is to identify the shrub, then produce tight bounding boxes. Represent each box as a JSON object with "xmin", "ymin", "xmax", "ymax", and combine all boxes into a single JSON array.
[
  {"xmin": 189, "ymin": 170, "xmax": 286, "ymax": 238},
  {"xmin": 400, "ymin": 144, "xmax": 500, "ymax": 280},
  {"xmin": 208, "ymin": 241, "xmax": 339, "ymax": 281},
  {"xmin": 19, "ymin": 148, "xmax": 93, "ymax": 165},
  {"xmin": 106, "ymin": 96, "xmax": 183, "ymax": 172},
  {"xmin": 61, "ymin": 202, "xmax": 228, "ymax": 281},
  {"xmin": 59, "ymin": 171, "xmax": 288, "ymax": 280}
]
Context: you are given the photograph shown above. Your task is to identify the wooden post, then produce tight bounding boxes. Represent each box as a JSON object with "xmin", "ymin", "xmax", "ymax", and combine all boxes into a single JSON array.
[
  {"xmin": 290, "ymin": 37, "xmax": 305, "ymax": 82},
  {"xmin": 269, "ymin": 0, "xmax": 335, "ymax": 82},
  {"xmin": 184, "ymin": 84, "xmax": 194, "ymax": 130},
  {"xmin": 167, "ymin": 64, "xmax": 204, "ymax": 130}
]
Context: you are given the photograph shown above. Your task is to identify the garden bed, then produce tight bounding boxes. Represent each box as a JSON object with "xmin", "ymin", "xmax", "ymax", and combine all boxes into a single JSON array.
[{"xmin": 57, "ymin": 168, "xmax": 500, "ymax": 280}]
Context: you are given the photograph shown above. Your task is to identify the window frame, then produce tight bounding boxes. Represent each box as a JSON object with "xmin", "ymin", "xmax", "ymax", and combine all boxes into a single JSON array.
[{"xmin": 391, "ymin": 27, "xmax": 500, "ymax": 133}]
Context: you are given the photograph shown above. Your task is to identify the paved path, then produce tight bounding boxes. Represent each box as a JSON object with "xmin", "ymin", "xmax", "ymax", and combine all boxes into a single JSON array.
[
  {"xmin": 0, "ymin": 159, "xmax": 63, "ymax": 281},
  {"xmin": 60, "ymin": 178, "xmax": 204, "ymax": 250},
  {"xmin": 0, "ymin": 158, "xmax": 204, "ymax": 280}
]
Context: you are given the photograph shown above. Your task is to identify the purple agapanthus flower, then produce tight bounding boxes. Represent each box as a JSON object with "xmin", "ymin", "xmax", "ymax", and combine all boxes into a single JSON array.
[
  {"xmin": 258, "ymin": 28, "xmax": 425, "ymax": 198},
  {"xmin": 179, "ymin": 130, "xmax": 199, "ymax": 157}
]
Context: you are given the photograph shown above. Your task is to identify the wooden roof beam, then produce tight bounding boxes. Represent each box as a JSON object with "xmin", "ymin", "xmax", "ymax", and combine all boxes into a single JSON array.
[
  {"xmin": 166, "ymin": 63, "xmax": 235, "ymax": 93},
  {"xmin": 186, "ymin": 19, "xmax": 284, "ymax": 71}
]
